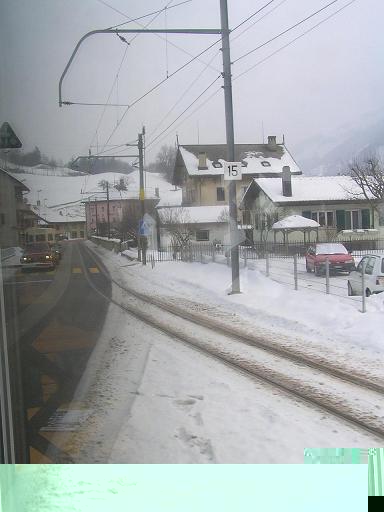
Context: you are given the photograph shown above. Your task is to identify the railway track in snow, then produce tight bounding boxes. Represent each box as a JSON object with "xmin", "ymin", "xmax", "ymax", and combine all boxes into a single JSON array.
[{"xmin": 80, "ymin": 243, "xmax": 384, "ymax": 441}]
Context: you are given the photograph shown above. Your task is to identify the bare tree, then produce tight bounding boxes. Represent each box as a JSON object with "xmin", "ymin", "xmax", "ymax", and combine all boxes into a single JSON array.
[
  {"xmin": 119, "ymin": 206, "xmax": 142, "ymax": 244},
  {"xmin": 253, "ymin": 207, "xmax": 279, "ymax": 242},
  {"xmin": 346, "ymin": 154, "xmax": 384, "ymax": 225},
  {"xmin": 149, "ymin": 145, "xmax": 177, "ymax": 183},
  {"xmin": 159, "ymin": 207, "xmax": 195, "ymax": 259},
  {"xmin": 348, "ymin": 154, "xmax": 384, "ymax": 201}
]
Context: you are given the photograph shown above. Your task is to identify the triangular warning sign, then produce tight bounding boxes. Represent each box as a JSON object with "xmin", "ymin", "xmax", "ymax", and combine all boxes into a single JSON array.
[{"xmin": 0, "ymin": 122, "xmax": 22, "ymax": 149}]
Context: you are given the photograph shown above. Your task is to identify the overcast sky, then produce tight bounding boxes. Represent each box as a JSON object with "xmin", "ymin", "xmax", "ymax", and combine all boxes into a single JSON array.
[{"xmin": 0, "ymin": 0, "xmax": 383, "ymax": 166}]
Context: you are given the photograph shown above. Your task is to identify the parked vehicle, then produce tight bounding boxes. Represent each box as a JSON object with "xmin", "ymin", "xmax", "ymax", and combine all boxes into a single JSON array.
[
  {"xmin": 20, "ymin": 242, "xmax": 58, "ymax": 270},
  {"xmin": 347, "ymin": 254, "xmax": 384, "ymax": 297},
  {"xmin": 305, "ymin": 243, "xmax": 355, "ymax": 276}
]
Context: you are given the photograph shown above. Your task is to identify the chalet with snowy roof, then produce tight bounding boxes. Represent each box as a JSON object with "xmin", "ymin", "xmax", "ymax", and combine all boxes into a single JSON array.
[
  {"xmin": 173, "ymin": 137, "xmax": 302, "ymax": 208},
  {"xmin": 241, "ymin": 168, "xmax": 382, "ymax": 243}
]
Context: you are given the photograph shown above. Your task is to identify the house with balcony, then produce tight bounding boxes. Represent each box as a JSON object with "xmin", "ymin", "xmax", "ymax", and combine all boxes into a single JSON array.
[
  {"xmin": 241, "ymin": 167, "xmax": 382, "ymax": 245},
  {"xmin": 167, "ymin": 136, "xmax": 302, "ymax": 244}
]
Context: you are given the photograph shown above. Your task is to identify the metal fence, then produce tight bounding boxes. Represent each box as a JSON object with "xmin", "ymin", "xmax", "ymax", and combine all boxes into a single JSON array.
[{"xmin": 151, "ymin": 239, "xmax": 384, "ymax": 262}]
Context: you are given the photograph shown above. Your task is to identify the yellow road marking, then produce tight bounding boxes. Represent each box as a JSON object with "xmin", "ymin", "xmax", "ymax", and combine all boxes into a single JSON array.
[
  {"xmin": 89, "ymin": 267, "xmax": 99, "ymax": 273},
  {"xmin": 72, "ymin": 267, "xmax": 82, "ymax": 274}
]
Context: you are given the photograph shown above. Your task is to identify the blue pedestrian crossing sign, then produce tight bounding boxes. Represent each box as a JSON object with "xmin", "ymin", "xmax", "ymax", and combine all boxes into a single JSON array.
[
  {"xmin": 139, "ymin": 219, "xmax": 150, "ymax": 236},
  {"xmin": 0, "ymin": 122, "xmax": 22, "ymax": 149}
]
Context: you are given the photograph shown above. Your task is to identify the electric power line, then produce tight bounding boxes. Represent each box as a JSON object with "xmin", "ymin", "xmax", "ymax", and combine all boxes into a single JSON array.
[
  {"xmin": 233, "ymin": 0, "xmax": 340, "ymax": 64},
  {"xmin": 100, "ymin": 0, "xmax": 278, "ymax": 151},
  {"xmin": 146, "ymin": 74, "xmax": 221, "ymax": 149},
  {"xmin": 233, "ymin": 0, "xmax": 358, "ymax": 80},
  {"xmin": 145, "ymin": 0, "xmax": 358, "ymax": 153}
]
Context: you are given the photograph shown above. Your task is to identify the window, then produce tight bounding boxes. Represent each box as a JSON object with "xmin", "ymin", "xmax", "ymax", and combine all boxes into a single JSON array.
[
  {"xmin": 311, "ymin": 212, "xmax": 318, "ymax": 222},
  {"xmin": 0, "ymin": 213, "xmax": 5, "ymax": 225},
  {"xmin": 318, "ymin": 212, "xmax": 326, "ymax": 227},
  {"xmin": 356, "ymin": 256, "xmax": 369, "ymax": 273},
  {"xmin": 80, "ymin": 231, "xmax": 84, "ymax": 238},
  {"xmin": 196, "ymin": 229, "xmax": 209, "ymax": 241},
  {"xmin": 217, "ymin": 187, "xmax": 225, "ymax": 201},
  {"xmin": 365, "ymin": 257, "xmax": 376, "ymax": 275},
  {"xmin": 261, "ymin": 161, "xmax": 271, "ymax": 167},
  {"xmin": 48, "ymin": 234, "xmax": 53, "ymax": 241},
  {"xmin": 326, "ymin": 211, "xmax": 334, "ymax": 227},
  {"xmin": 71, "ymin": 231, "xmax": 77, "ymax": 238},
  {"xmin": 36, "ymin": 234, "xmax": 46, "ymax": 242}
]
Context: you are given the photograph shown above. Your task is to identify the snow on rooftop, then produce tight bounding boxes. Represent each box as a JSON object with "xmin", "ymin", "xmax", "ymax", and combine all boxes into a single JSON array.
[
  {"xmin": 8, "ymin": 169, "xmax": 182, "ymax": 214},
  {"xmin": 158, "ymin": 205, "xmax": 228, "ymax": 224},
  {"xmin": 255, "ymin": 175, "xmax": 373, "ymax": 203},
  {"xmin": 179, "ymin": 144, "xmax": 302, "ymax": 177},
  {"xmin": 272, "ymin": 215, "xmax": 320, "ymax": 230}
]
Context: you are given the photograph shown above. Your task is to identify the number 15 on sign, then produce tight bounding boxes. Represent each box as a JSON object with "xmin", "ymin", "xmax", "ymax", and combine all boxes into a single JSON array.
[{"xmin": 224, "ymin": 161, "xmax": 242, "ymax": 181}]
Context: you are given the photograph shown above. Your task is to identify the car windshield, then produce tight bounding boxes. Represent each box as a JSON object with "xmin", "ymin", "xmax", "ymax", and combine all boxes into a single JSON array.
[
  {"xmin": 315, "ymin": 243, "xmax": 348, "ymax": 255},
  {"xmin": 24, "ymin": 243, "xmax": 50, "ymax": 252}
]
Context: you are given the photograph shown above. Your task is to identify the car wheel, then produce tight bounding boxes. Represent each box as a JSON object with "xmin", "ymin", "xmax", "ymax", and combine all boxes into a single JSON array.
[
  {"xmin": 347, "ymin": 282, "xmax": 354, "ymax": 296},
  {"xmin": 365, "ymin": 288, "xmax": 371, "ymax": 297},
  {"xmin": 305, "ymin": 260, "xmax": 311, "ymax": 273}
]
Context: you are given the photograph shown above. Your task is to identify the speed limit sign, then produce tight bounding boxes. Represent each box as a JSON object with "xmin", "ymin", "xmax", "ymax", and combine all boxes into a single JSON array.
[{"xmin": 224, "ymin": 161, "xmax": 242, "ymax": 181}]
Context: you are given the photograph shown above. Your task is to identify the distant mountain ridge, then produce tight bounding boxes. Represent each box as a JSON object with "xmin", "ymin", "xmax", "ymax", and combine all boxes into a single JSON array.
[{"xmin": 294, "ymin": 116, "xmax": 384, "ymax": 176}]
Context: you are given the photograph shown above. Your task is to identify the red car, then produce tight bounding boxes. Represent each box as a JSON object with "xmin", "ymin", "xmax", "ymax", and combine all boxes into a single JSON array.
[
  {"xmin": 305, "ymin": 243, "xmax": 355, "ymax": 276},
  {"xmin": 20, "ymin": 242, "xmax": 58, "ymax": 271}
]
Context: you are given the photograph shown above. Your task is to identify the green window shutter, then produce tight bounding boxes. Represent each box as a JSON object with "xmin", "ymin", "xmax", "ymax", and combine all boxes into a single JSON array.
[
  {"xmin": 361, "ymin": 208, "xmax": 370, "ymax": 229},
  {"xmin": 302, "ymin": 210, "xmax": 311, "ymax": 219},
  {"xmin": 336, "ymin": 210, "xmax": 345, "ymax": 230}
]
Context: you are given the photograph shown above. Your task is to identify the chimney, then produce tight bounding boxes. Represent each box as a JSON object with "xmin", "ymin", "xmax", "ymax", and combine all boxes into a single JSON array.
[
  {"xmin": 267, "ymin": 135, "xmax": 277, "ymax": 150},
  {"xmin": 282, "ymin": 166, "xmax": 292, "ymax": 197},
  {"xmin": 198, "ymin": 152, "xmax": 208, "ymax": 170},
  {"xmin": 155, "ymin": 187, "xmax": 159, "ymax": 198}
]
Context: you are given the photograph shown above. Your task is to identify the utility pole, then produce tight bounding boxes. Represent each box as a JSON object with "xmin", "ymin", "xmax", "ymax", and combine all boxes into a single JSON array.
[
  {"xmin": 106, "ymin": 181, "xmax": 110, "ymax": 239},
  {"xmin": 138, "ymin": 130, "xmax": 147, "ymax": 265},
  {"xmin": 220, "ymin": 0, "xmax": 240, "ymax": 293},
  {"xmin": 94, "ymin": 198, "xmax": 98, "ymax": 235}
]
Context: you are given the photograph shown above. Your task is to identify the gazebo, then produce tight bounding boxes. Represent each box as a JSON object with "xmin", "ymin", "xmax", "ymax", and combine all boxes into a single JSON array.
[{"xmin": 271, "ymin": 214, "xmax": 320, "ymax": 244}]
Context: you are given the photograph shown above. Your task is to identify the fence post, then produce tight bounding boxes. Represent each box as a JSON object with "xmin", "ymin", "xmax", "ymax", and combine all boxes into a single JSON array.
[
  {"xmin": 226, "ymin": 250, "xmax": 230, "ymax": 267},
  {"xmin": 325, "ymin": 257, "xmax": 330, "ymax": 294},
  {"xmin": 151, "ymin": 255, "xmax": 155, "ymax": 268},
  {"xmin": 212, "ymin": 247, "xmax": 215, "ymax": 263},
  {"xmin": 200, "ymin": 248, "xmax": 203, "ymax": 264},
  {"xmin": 266, "ymin": 251, "xmax": 270, "ymax": 277},
  {"xmin": 361, "ymin": 259, "xmax": 366, "ymax": 313},
  {"xmin": 244, "ymin": 248, "xmax": 247, "ymax": 268},
  {"xmin": 294, "ymin": 253, "xmax": 298, "ymax": 290}
]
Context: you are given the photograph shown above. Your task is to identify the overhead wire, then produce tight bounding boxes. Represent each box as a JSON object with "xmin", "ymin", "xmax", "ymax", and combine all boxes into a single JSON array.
[
  {"xmin": 233, "ymin": 0, "xmax": 340, "ymax": 64},
  {"xmin": 233, "ymin": 0, "xmax": 357, "ymax": 80},
  {"xmin": 110, "ymin": 0, "xmax": 279, "ymax": 151},
  {"xmin": 145, "ymin": 0, "xmax": 358, "ymax": 154},
  {"xmin": 146, "ymin": 74, "xmax": 222, "ymax": 149},
  {"xmin": 84, "ymin": 1, "xmax": 177, "ymax": 192},
  {"xmin": 95, "ymin": 0, "xmax": 192, "ymax": 30}
]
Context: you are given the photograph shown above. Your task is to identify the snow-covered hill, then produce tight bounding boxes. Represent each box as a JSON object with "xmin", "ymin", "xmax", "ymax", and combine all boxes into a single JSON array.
[{"xmin": 8, "ymin": 168, "xmax": 182, "ymax": 223}]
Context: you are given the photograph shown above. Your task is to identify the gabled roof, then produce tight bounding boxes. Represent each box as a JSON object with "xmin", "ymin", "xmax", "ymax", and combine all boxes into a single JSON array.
[
  {"xmin": 0, "ymin": 167, "xmax": 29, "ymax": 191},
  {"xmin": 176, "ymin": 143, "xmax": 302, "ymax": 178},
  {"xmin": 157, "ymin": 205, "xmax": 228, "ymax": 224},
  {"xmin": 253, "ymin": 175, "xmax": 375, "ymax": 204}
]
